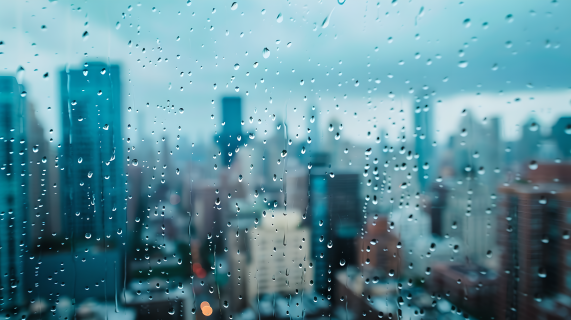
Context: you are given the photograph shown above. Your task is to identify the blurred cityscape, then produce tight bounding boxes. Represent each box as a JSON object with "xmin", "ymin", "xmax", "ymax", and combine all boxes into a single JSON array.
[{"xmin": 0, "ymin": 61, "xmax": 570, "ymax": 320}]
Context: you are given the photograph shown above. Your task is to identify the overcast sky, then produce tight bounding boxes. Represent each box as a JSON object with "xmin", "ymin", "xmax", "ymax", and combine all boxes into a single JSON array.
[{"xmin": 0, "ymin": 0, "xmax": 569, "ymax": 146}]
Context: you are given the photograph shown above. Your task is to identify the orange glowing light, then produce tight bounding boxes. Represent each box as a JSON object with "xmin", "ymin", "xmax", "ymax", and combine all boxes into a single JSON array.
[
  {"xmin": 201, "ymin": 305, "xmax": 213, "ymax": 316},
  {"xmin": 200, "ymin": 301, "xmax": 210, "ymax": 309}
]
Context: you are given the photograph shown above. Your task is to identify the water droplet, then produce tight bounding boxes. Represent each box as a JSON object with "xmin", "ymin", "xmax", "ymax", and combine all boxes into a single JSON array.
[
  {"xmin": 463, "ymin": 18, "xmax": 471, "ymax": 28},
  {"xmin": 262, "ymin": 47, "xmax": 270, "ymax": 59},
  {"xmin": 276, "ymin": 13, "xmax": 283, "ymax": 23},
  {"xmin": 132, "ymin": 159, "xmax": 139, "ymax": 166},
  {"xmin": 85, "ymin": 233, "xmax": 92, "ymax": 239},
  {"xmin": 32, "ymin": 145, "xmax": 39, "ymax": 153},
  {"xmin": 458, "ymin": 61, "xmax": 468, "ymax": 68},
  {"xmin": 529, "ymin": 122, "xmax": 539, "ymax": 131},
  {"xmin": 82, "ymin": 31, "xmax": 89, "ymax": 40},
  {"xmin": 538, "ymin": 267, "xmax": 546, "ymax": 278},
  {"xmin": 231, "ymin": 2, "xmax": 238, "ymax": 10},
  {"xmin": 529, "ymin": 161, "xmax": 538, "ymax": 170},
  {"xmin": 321, "ymin": 8, "xmax": 335, "ymax": 28},
  {"xmin": 339, "ymin": 259, "xmax": 346, "ymax": 266}
]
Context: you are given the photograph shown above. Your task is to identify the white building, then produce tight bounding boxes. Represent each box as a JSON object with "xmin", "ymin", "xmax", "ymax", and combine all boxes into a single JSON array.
[{"xmin": 246, "ymin": 211, "xmax": 314, "ymax": 304}]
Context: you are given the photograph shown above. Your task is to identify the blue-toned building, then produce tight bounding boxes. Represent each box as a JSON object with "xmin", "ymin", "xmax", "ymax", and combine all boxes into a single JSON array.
[
  {"xmin": 216, "ymin": 97, "xmax": 242, "ymax": 165},
  {"xmin": 308, "ymin": 158, "xmax": 360, "ymax": 295},
  {"xmin": 59, "ymin": 62, "xmax": 125, "ymax": 240},
  {"xmin": 414, "ymin": 102, "xmax": 433, "ymax": 192},
  {"xmin": 552, "ymin": 116, "xmax": 571, "ymax": 159},
  {"xmin": 0, "ymin": 76, "xmax": 28, "ymax": 308}
]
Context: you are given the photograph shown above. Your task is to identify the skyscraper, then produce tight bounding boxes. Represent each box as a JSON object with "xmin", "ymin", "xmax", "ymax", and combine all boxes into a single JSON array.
[
  {"xmin": 552, "ymin": 116, "xmax": 571, "ymax": 159},
  {"xmin": 0, "ymin": 76, "xmax": 28, "ymax": 308},
  {"xmin": 59, "ymin": 62, "xmax": 125, "ymax": 239},
  {"xmin": 217, "ymin": 97, "xmax": 242, "ymax": 165},
  {"xmin": 414, "ymin": 102, "xmax": 433, "ymax": 193},
  {"xmin": 309, "ymin": 169, "xmax": 360, "ymax": 295},
  {"xmin": 496, "ymin": 167, "xmax": 571, "ymax": 320}
]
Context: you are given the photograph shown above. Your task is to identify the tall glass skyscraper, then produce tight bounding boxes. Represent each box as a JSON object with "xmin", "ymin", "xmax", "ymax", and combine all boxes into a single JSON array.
[
  {"xmin": 0, "ymin": 76, "xmax": 28, "ymax": 307},
  {"xmin": 59, "ymin": 62, "xmax": 125, "ymax": 240},
  {"xmin": 218, "ymin": 97, "xmax": 242, "ymax": 165}
]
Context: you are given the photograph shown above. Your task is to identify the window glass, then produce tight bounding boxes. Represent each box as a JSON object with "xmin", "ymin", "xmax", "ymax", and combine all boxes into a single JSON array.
[{"xmin": 0, "ymin": 1, "xmax": 570, "ymax": 320}]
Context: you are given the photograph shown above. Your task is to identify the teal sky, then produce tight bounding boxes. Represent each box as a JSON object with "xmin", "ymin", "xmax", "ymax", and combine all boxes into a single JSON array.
[{"xmin": 0, "ymin": 0, "xmax": 569, "ymax": 145}]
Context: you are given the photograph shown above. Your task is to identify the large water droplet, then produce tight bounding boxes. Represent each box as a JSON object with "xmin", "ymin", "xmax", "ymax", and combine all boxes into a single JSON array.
[
  {"xmin": 231, "ymin": 2, "xmax": 238, "ymax": 10},
  {"xmin": 463, "ymin": 18, "xmax": 471, "ymax": 28},
  {"xmin": 529, "ymin": 161, "xmax": 538, "ymax": 170},
  {"xmin": 262, "ymin": 47, "xmax": 270, "ymax": 59},
  {"xmin": 321, "ymin": 8, "xmax": 335, "ymax": 28}
]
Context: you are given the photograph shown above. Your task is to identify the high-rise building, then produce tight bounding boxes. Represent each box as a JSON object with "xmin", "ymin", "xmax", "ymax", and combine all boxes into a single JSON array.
[
  {"xmin": 516, "ymin": 117, "xmax": 542, "ymax": 166},
  {"xmin": 0, "ymin": 76, "xmax": 28, "ymax": 308},
  {"xmin": 308, "ymin": 169, "xmax": 360, "ymax": 294},
  {"xmin": 217, "ymin": 97, "xmax": 242, "ymax": 165},
  {"xmin": 59, "ymin": 62, "xmax": 125, "ymax": 239},
  {"xmin": 246, "ymin": 213, "xmax": 313, "ymax": 304},
  {"xmin": 414, "ymin": 102, "xmax": 433, "ymax": 192},
  {"xmin": 552, "ymin": 117, "xmax": 571, "ymax": 159},
  {"xmin": 496, "ymin": 164, "xmax": 571, "ymax": 320}
]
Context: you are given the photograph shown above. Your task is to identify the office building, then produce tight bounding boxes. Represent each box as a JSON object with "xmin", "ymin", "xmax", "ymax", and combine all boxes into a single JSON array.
[
  {"xmin": 496, "ymin": 164, "xmax": 571, "ymax": 320},
  {"xmin": 246, "ymin": 212, "xmax": 313, "ymax": 304},
  {"xmin": 552, "ymin": 117, "xmax": 571, "ymax": 159},
  {"xmin": 217, "ymin": 97, "xmax": 242, "ymax": 165},
  {"xmin": 308, "ymin": 169, "xmax": 360, "ymax": 294},
  {"xmin": 0, "ymin": 76, "xmax": 28, "ymax": 308},
  {"xmin": 59, "ymin": 62, "xmax": 125, "ymax": 239},
  {"xmin": 414, "ymin": 101, "xmax": 433, "ymax": 193}
]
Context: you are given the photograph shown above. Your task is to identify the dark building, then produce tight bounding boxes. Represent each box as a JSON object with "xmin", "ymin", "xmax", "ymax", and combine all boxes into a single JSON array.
[
  {"xmin": 496, "ymin": 164, "xmax": 571, "ymax": 320},
  {"xmin": 217, "ymin": 97, "xmax": 242, "ymax": 165},
  {"xmin": 428, "ymin": 182, "xmax": 448, "ymax": 237},
  {"xmin": 0, "ymin": 76, "xmax": 28, "ymax": 308},
  {"xmin": 357, "ymin": 216, "xmax": 399, "ymax": 275},
  {"xmin": 552, "ymin": 117, "xmax": 571, "ymax": 159},
  {"xmin": 308, "ymin": 167, "xmax": 361, "ymax": 295},
  {"xmin": 59, "ymin": 62, "xmax": 125, "ymax": 240},
  {"xmin": 431, "ymin": 263, "xmax": 497, "ymax": 319},
  {"xmin": 414, "ymin": 102, "xmax": 433, "ymax": 192}
]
